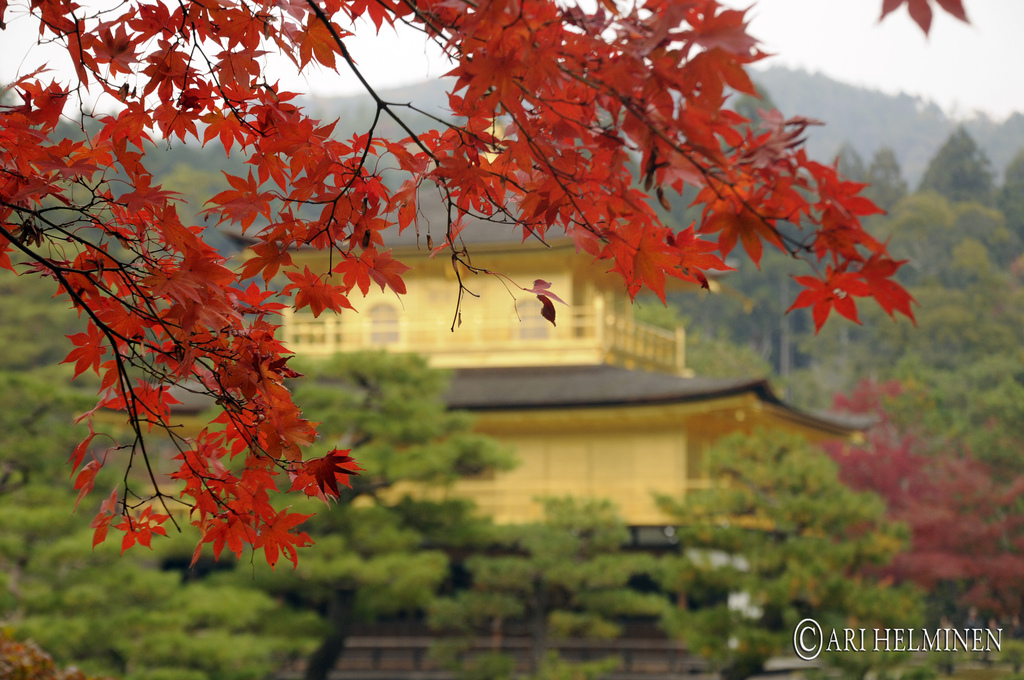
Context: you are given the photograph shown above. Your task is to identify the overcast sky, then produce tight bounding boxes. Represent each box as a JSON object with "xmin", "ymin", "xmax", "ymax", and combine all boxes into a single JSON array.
[
  {"xmin": 1, "ymin": 0, "xmax": 1020, "ymax": 121},
  {"xmin": 745, "ymin": 0, "xmax": 1024, "ymax": 121}
]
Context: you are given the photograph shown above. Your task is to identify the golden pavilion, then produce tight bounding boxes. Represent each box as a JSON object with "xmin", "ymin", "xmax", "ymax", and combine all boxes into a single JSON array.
[{"xmin": 278, "ymin": 226, "xmax": 863, "ymax": 531}]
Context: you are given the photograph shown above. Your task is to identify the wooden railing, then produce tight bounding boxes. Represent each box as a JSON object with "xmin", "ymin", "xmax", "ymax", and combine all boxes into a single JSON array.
[
  {"xmin": 606, "ymin": 316, "xmax": 683, "ymax": 372},
  {"xmin": 277, "ymin": 637, "xmax": 713, "ymax": 680},
  {"xmin": 281, "ymin": 302, "xmax": 686, "ymax": 374}
]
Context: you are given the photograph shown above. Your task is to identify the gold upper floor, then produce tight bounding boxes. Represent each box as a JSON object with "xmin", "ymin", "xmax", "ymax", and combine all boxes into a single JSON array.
[{"xmin": 280, "ymin": 236, "xmax": 696, "ymax": 375}]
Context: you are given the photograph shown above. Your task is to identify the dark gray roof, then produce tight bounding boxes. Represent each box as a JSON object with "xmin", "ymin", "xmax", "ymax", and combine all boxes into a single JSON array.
[
  {"xmin": 446, "ymin": 364, "xmax": 872, "ymax": 434},
  {"xmin": 169, "ymin": 364, "xmax": 870, "ymax": 435},
  {"xmin": 217, "ymin": 197, "xmax": 559, "ymax": 252},
  {"xmin": 446, "ymin": 364, "xmax": 767, "ymax": 410},
  {"xmin": 167, "ymin": 383, "xmax": 216, "ymax": 413}
]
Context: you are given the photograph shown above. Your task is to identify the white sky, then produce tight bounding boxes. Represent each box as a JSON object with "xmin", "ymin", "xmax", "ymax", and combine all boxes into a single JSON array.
[
  {"xmin": 744, "ymin": 0, "xmax": 1024, "ymax": 121},
  {"xmin": 1, "ymin": 0, "xmax": 1021, "ymax": 121}
]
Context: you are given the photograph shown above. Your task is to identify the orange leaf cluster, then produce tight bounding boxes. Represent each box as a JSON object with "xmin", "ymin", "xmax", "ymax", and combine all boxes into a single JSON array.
[{"xmin": 0, "ymin": 0, "xmax": 934, "ymax": 564}]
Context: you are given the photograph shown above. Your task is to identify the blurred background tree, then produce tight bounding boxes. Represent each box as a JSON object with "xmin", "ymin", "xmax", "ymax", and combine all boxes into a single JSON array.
[
  {"xmin": 918, "ymin": 127, "xmax": 995, "ymax": 205},
  {"xmin": 826, "ymin": 381, "xmax": 1024, "ymax": 619},
  {"xmin": 244, "ymin": 352, "xmax": 515, "ymax": 680},
  {"xmin": 429, "ymin": 498, "xmax": 667, "ymax": 680},
  {"xmin": 0, "ymin": 371, "xmax": 320, "ymax": 680},
  {"xmin": 864, "ymin": 147, "xmax": 909, "ymax": 213},
  {"xmin": 656, "ymin": 430, "xmax": 919, "ymax": 680}
]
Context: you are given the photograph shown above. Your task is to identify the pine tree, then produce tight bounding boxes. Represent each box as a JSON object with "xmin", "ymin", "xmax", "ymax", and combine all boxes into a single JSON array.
[
  {"xmin": 836, "ymin": 144, "xmax": 867, "ymax": 183},
  {"xmin": 246, "ymin": 352, "xmax": 515, "ymax": 680},
  {"xmin": 865, "ymin": 147, "xmax": 909, "ymax": 213},
  {"xmin": 0, "ymin": 374, "xmax": 319, "ymax": 680},
  {"xmin": 919, "ymin": 127, "xmax": 994, "ymax": 204},
  {"xmin": 429, "ymin": 498, "xmax": 667, "ymax": 679},
  {"xmin": 657, "ymin": 430, "xmax": 918, "ymax": 680},
  {"xmin": 997, "ymin": 148, "xmax": 1024, "ymax": 243}
]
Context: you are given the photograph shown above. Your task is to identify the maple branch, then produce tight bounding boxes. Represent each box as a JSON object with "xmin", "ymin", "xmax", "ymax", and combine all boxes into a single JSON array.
[
  {"xmin": 302, "ymin": 0, "xmax": 437, "ymax": 163},
  {"xmin": 0, "ymin": 202, "xmax": 206, "ymax": 368},
  {"xmin": 385, "ymin": 0, "xmax": 456, "ymax": 54},
  {"xmin": 0, "ymin": 0, "xmax": 917, "ymax": 564},
  {"xmin": 0, "ymin": 222, "xmax": 179, "ymax": 522},
  {"xmin": 303, "ymin": 105, "xmax": 385, "ymax": 261},
  {"xmin": 553, "ymin": 60, "xmax": 824, "ymax": 266}
]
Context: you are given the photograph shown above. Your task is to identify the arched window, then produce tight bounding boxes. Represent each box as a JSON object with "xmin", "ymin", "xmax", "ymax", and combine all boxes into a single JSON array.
[
  {"xmin": 517, "ymin": 311, "xmax": 550, "ymax": 340},
  {"xmin": 369, "ymin": 304, "xmax": 399, "ymax": 345}
]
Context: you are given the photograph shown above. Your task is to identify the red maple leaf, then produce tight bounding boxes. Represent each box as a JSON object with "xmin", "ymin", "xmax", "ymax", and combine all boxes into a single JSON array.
[
  {"xmin": 701, "ymin": 208, "xmax": 783, "ymax": 266},
  {"xmin": 239, "ymin": 240, "xmax": 294, "ymax": 283},
  {"xmin": 116, "ymin": 506, "xmax": 169, "ymax": 554},
  {"xmin": 880, "ymin": 0, "xmax": 968, "ymax": 34},
  {"xmin": 520, "ymin": 279, "xmax": 567, "ymax": 326},
  {"xmin": 861, "ymin": 255, "xmax": 917, "ymax": 322},
  {"xmin": 363, "ymin": 248, "xmax": 410, "ymax": 296},
  {"xmin": 520, "ymin": 278, "xmax": 567, "ymax": 305},
  {"xmin": 72, "ymin": 459, "xmax": 102, "ymax": 511},
  {"xmin": 283, "ymin": 266, "xmax": 354, "ymax": 317},
  {"xmin": 208, "ymin": 170, "xmax": 270, "ymax": 229},
  {"xmin": 688, "ymin": 5, "xmax": 758, "ymax": 55},
  {"xmin": 191, "ymin": 513, "xmax": 255, "ymax": 566},
  {"xmin": 89, "ymin": 489, "xmax": 120, "ymax": 549},
  {"xmin": 255, "ymin": 508, "xmax": 314, "ymax": 570},
  {"xmin": 288, "ymin": 449, "xmax": 363, "ymax": 501},
  {"xmin": 788, "ymin": 269, "xmax": 872, "ymax": 332},
  {"xmin": 298, "ymin": 14, "xmax": 344, "ymax": 69},
  {"xmin": 62, "ymin": 323, "xmax": 107, "ymax": 379}
]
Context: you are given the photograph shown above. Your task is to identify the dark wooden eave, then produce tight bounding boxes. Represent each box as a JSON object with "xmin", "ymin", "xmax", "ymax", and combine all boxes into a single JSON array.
[{"xmin": 445, "ymin": 364, "xmax": 872, "ymax": 437}]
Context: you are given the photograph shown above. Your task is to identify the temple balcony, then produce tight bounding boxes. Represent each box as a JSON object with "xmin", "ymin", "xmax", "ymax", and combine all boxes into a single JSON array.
[{"xmin": 281, "ymin": 295, "xmax": 690, "ymax": 376}]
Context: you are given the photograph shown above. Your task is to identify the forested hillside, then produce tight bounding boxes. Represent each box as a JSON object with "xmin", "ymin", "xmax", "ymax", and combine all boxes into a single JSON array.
[
  {"xmin": 289, "ymin": 68, "xmax": 1024, "ymax": 188},
  {"xmin": 751, "ymin": 66, "xmax": 1024, "ymax": 184},
  {"xmin": 130, "ymin": 67, "xmax": 1024, "ymax": 234}
]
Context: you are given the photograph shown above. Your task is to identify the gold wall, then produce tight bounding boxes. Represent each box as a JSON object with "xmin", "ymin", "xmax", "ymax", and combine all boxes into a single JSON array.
[{"xmin": 448, "ymin": 392, "xmax": 852, "ymax": 526}]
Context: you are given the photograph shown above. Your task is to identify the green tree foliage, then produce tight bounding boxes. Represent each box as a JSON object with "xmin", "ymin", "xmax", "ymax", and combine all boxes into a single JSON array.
[
  {"xmin": 683, "ymin": 329, "xmax": 774, "ymax": 381},
  {"xmin": 0, "ymin": 372, "xmax": 91, "ymax": 493},
  {"xmin": 868, "ymin": 201, "xmax": 1024, "ymax": 373},
  {"xmin": 885, "ymin": 356, "xmax": 1024, "ymax": 475},
  {"xmin": 658, "ymin": 133, "xmax": 1024, "ymax": 452},
  {"xmin": 998, "ymin": 148, "xmax": 1024, "ymax": 242},
  {"xmin": 1001, "ymin": 640, "xmax": 1024, "ymax": 673},
  {"xmin": 0, "ymin": 268, "xmax": 80, "ymax": 376},
  {"xmin": 429, "ymin": 498, "xmax": 666, "ymax": 679},
  {"xmin": 13, "ymin": 543, "xmax": 319, "ymax": 680},
  {"xmin": 246, "ymin": 352, "xmax": 514, "ymax": 680},
  {"xmin": 0, "ymin": 374, "xmax": 318, "ymax": 680},
  {"xmin": 657, "ymin": 430, "xmax": 918, "ymax": 680},
  {"xmin": 919, "ymin": 126, "xmax": 995, "ymax": 205},
  {"xmin": 663, "ymin": 248, "xmax": 815, "ymax": 385},
  {"xmin": 864, "ymin": 147, "xmax": 908, "ymax": 213},
  {"xmin": 156, "ymin": 164, "xmax": 230, "ymax": 239},
  {"xmin": 836, "ymin": 144, "xmax": 867, "ymax": 183},
  {"xmin": 775, "ymin": 193, "xmax": 1024, "ymax": 388},
  {"xmin": 633, "ymin": 300, "xmax": 772, "ymax": 380}
]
